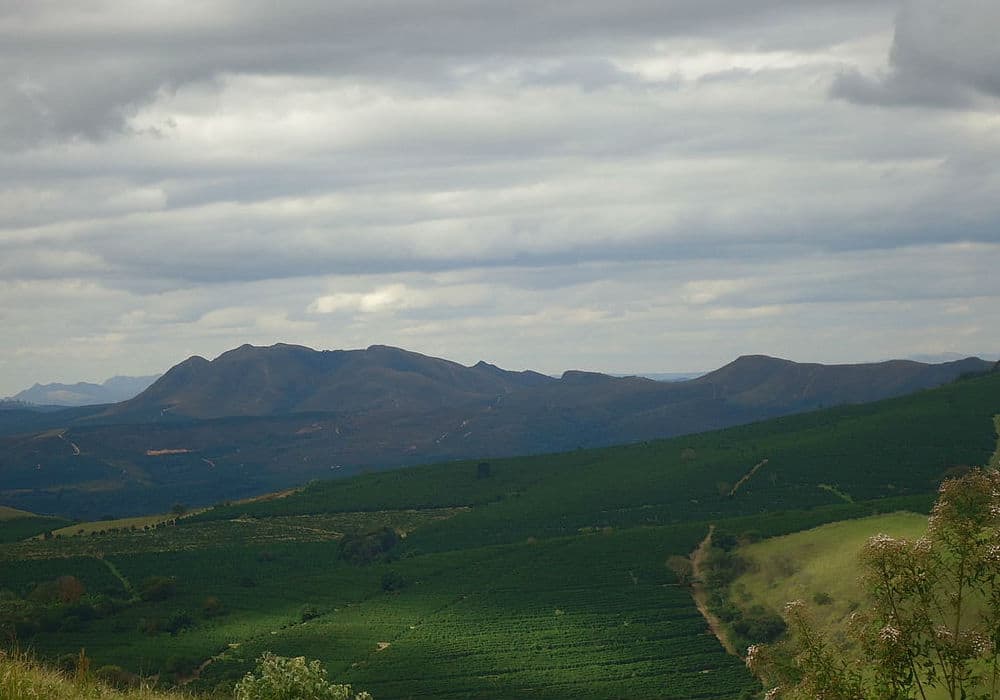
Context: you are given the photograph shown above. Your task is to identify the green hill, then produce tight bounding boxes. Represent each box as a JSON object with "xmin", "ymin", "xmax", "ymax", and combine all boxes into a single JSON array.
[{"xmin": 1, "ymin": 372, "xmax": 999, "ymax": 699}]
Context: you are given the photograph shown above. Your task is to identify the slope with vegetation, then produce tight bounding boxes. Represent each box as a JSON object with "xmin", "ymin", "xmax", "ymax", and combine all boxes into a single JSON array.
[
  {"xmin": 745, "ymin": 468, "xmax": 1000, "ymax": 700},
  {"xmin": 1, "ymin": 371, "xmax": 999, "ymax": 698},
  {"xmin": 0, "ymin": 345, "xmax": 991, "ymax": 519}
]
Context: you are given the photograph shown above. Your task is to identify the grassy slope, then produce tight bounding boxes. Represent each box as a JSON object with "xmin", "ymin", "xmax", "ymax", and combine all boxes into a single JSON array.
[
  {"xmin": 730, "ymin": 513, "xmax": 928, "ymax": 637},
  {"xmin": 0, "ymin": 651, "xmax": 191, "ymax": 700},
  {"xmin": 2, "ymin": 372, "xmax": 999, "ymax": 699},
  {"xmin": 725, "ymin": 513, "xmax": 981, "ymax": 700}
]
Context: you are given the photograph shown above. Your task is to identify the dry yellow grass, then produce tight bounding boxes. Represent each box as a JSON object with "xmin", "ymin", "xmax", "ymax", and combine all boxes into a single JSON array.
[
  {"xmin": 0, "ymin": 650, "xmax": 192, "ymax": 700},
  {"xmin": 48, "ymin": 512, "xmax": 206, "ymax": 538}
]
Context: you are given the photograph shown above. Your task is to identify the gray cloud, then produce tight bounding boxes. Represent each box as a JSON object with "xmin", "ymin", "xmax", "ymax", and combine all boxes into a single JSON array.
[
  {"xmin": 2, "ymin": 0, "xmax": 999, "ymax": 395},
  {"xmin": 831, "ymin": 0, "xmax": 1000, "ymax": 108},
  {"xmin": 2, "ymin": 0, "xmax": 891, "ymax": 145}
]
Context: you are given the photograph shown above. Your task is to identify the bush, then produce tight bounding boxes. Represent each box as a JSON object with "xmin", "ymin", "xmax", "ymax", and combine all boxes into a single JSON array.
[
  {"xmin": 380, "ymin": 571, "xmax": 406, "ymax": 592},
  {"xmin": 339, "ymin": 527, "xmax": 400, "ymax": 565},
  {"xmin": 234, "ymin": 652, "xmax": 372, "ymax": 700},
  {"xmin": 95, "ymin": 664, "xmax": 138, "ymax": 689},
  {"xmin": 202, "ymin": 595, "xmax": 226, "ymax": 618},
  {"xmin": 164, "ymin": 609, "xmax": 194, "ymax": 634},
  {"xmin": 811, "ymin": 591, "xmax": 833, "ymax": 606}
]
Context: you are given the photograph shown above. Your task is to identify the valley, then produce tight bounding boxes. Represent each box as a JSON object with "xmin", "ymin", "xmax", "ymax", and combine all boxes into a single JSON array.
[{"xmin": 2, "ymin": 368, "xmax": 999, "ymax": 698}]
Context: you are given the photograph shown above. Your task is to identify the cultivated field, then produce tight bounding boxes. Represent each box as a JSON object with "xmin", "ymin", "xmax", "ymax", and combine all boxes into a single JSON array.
[{"xmin": 2, "ymin": 372, "xmax": 999, "ymax": 698}]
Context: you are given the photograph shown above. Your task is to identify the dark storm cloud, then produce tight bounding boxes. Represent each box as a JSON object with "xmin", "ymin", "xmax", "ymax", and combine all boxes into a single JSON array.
[{"xmin": 831, "ymin": 0, "xmax": 1000, "ymax": 108}]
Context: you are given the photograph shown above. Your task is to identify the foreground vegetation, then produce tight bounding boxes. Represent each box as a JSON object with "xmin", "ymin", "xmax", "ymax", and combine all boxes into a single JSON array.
[
  {"xmin": 0, "ymin": 648, "xmax": 190, "ymax": 700},
  {"xmin": 1, "ymin": 649, "xmax": 370, "ymax": 700},
  {"xmin": 748, "ymin": 468, "xmax": 1000, "ymax": 700},
  {"xmin": 2, "ymin": 372, "xmax": 1000, "ymax": 698}
]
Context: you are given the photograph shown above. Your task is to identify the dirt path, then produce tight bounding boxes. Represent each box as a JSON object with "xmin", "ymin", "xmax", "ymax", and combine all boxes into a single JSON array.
[
  {"xmin": 690, "ymin": 525, "xmax": 739, "ymax": 657},
  {"xmin": 728, "ymin": 458, "xmax": 768, "ymax": 497}
]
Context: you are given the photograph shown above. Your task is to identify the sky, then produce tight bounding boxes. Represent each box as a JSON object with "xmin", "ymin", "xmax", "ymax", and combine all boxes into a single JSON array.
[{"xmin": 2, "ymin": 0, "xmax": 1000, "ymax": 395}]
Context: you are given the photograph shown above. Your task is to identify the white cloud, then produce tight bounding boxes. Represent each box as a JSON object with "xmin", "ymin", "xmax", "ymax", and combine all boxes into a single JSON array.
[{"xmin": 309, "ymin": 284, "xmax": 423, "ymax": 315}]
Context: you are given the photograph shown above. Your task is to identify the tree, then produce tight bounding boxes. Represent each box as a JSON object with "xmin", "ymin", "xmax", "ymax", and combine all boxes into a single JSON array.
[
  {"xmin": 234, "ymin": 652, "xmax": 372, "ymax": 700},
  {"xmin": 748, "ymin": 468, "xmax": 1000, "ymax": 700},
  {"xmin": 666, "ymin": 555, "xmax": 693, "ymax": 585},
  {"xmin": 138, "ymin": 575, "xmax": 176, "ymax": 602}
]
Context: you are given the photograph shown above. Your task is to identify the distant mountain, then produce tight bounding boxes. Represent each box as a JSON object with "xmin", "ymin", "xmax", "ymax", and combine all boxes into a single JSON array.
[
  {"xmin": 0, "ymin": 344, "xmax": 993, "ymax": 519},
  {"xmin": 104, "ymin": 343, "xmax": 550, "ymax": 421},
  {"xmin": 907, "ymin": 352, "xmax": 1000, "ymax": 364},
  {"xmin": 690, "ymin": 354, "xmax": 995, "ymax": 411},
  {"xmin": 10, "ymin": 375, "xmax": 161, "ymax": 407}
]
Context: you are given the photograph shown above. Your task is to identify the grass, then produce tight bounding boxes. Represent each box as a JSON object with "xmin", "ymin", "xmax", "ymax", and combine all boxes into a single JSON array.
[
  {"xmin": 49, "ymin": 514, "xmax": 194, "ymax": 539},
  {"xmin": 0, "ymin": 649, "xmax": 192, "ymax": 700},
  {"xmin": 728, "ymin": 512, "xmax": 928, "ymax": 640},
  {"xmin": 725, "ymin": 511, "xmax": 1000, "ymax": 700}
]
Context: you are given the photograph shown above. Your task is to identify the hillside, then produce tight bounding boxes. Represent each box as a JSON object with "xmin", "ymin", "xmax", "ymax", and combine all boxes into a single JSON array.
[
  {"xmin": 727, "ymin": 513, "xmax": 929, "ymax": 644},
  {"xmin": 0, "ymin": 345, "xmax": 993, "ymax": 519},
  {"xmin": 1, "ymin": 371, "xmax": 999, "ymax": 699}
]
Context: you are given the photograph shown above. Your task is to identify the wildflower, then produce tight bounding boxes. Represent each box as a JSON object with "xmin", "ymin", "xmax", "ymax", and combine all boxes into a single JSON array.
[{"xmin": 879, "ymin": 625, "xmax": 902, "ymax": 645}]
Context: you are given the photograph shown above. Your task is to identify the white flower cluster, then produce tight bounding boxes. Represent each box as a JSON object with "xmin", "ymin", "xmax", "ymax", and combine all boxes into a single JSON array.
[
  {"xmin": 866, "ymin": 533, "xmax": 902, "ymax": 554},
  {"xmin": 969, "ymin": 632, "xmax": 994, "ymax": 656},
  {"xmin": 934, "ymin": 625, "xmax": 954, "ymax": 643},
  {"xmin": 783, "ymin": 599, "xmax": 807, "ymax": 616},
  {"xmin": 234, "ymin": 653, "xmax": 373, "ymax": 700},
  {"xmin": 879, "ymin": 625, "xmax": 902, "ymax": 645}
]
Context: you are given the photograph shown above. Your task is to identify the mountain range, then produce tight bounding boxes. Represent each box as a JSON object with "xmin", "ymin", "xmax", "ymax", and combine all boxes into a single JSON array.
[
  {"xmin": 0, "ymin": 343, "xmax": 993, "ymax": 519},
  {"xmin": 7, "ymin": 375, "xmax": 160, "ymax": 407}
]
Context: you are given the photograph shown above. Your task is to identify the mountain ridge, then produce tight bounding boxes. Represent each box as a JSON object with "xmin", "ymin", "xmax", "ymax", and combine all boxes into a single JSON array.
[{"xmin": 0, "ymin": 343, "xmax": 993, "ymax": 519}]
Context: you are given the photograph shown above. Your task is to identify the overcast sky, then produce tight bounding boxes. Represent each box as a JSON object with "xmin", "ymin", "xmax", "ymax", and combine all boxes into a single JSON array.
[{"xmin": 2, "ymin": 0, "xmax": 999, "ymax": 395}]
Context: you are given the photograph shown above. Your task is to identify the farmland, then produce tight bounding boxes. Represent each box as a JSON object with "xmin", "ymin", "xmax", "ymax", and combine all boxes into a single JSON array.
[{"xmin": 1, "ymin": 371, "xmax": 999, "ymax": 698}]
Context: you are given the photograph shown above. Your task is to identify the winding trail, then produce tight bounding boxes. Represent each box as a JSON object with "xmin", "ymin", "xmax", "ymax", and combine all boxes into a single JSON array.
[{"xmin": 689, "ymin": 525, "xmax": 739, "ymax": 657}]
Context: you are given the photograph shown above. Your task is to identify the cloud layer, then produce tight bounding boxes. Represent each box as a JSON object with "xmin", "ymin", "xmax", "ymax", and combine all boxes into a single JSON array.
[{"xmin": 2, "ymin": 1, "xmax": 999, "ymax": 394}]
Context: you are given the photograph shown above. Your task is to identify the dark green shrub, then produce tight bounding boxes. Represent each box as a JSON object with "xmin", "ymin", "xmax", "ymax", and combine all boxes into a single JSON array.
[{"xmin": 139, "ymin": 576, "xmax": 176, "ymax": 602}]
